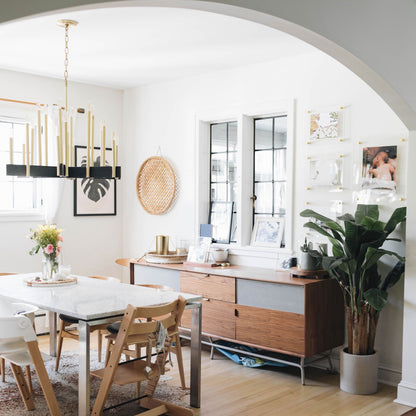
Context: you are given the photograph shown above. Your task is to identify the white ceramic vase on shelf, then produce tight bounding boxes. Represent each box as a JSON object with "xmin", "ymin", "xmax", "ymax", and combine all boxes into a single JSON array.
[{"xmin": 340, "ymin": 348, "xmax": 378, "ymax": 395}]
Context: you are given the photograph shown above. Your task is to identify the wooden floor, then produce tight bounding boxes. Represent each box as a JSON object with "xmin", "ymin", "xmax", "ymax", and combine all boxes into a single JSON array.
[{"xmin": 38, "ymin": 334, "xmax": 411, "ymax": 416}]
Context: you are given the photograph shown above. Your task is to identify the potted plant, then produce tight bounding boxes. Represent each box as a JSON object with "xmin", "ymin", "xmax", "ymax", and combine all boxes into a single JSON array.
[{"xmin": 300, "ymin": 204, "xmax": 406, "ymax": 394}]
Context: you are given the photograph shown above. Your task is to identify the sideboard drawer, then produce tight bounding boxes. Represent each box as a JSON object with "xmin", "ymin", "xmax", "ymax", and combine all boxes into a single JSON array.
[
  {"xmin": 235, "ymin": 305, "xmax": 305, "ymax": 355},
  {"xmin": 180, "ymin": 271, "xmax": 235, "ymax": 302},
  {"xmin": 181, "ymin": 299, "xmax": 236, "ymax": 339}
]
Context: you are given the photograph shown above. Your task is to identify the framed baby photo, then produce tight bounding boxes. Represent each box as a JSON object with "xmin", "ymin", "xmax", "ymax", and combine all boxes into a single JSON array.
[{"xmin": 361, "ymin": 145, "xmax": 397, "ymax": 192}]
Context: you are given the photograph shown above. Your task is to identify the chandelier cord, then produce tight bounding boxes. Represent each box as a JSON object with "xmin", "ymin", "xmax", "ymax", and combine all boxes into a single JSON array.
[{"xmin": 64, "ymin": 23, "xmax": 70, "ymax": 112}]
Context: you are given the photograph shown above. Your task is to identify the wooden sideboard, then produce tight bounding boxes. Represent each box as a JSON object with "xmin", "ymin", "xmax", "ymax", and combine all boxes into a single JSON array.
[{"xmin": 130, "ymin": 260, "xmax": 344, "ymax": 364}]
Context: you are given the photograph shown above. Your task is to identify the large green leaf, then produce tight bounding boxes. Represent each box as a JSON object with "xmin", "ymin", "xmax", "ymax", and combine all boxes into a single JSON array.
[
  {"xmin": 344, "ymin": 221, "xmax": 361, "ymax": 257},
  {"xmin": 303, "ymin": 221, "xmax": 335, "ymax": 239},
  {"xmin": 300, "ymin": 209, "xmax": 344, "ymax": 234},
  {"xmin": 384, "ymin": 207, "xmax": 406, "ymax": 234},
  {"xmin": 329, "ymin": 237, "xmax": 345, "ymax": 257},
  {"xmin": 364, "ymin": 288, "xmax": 388, "ymax": 311},
  {"xmin": 355, "ymin": 204, "xmax": 379, "ymax": 224},
  {"xmin": 361, "ymin": 217, "xmax": 385, "ymax": 232},
  {"xmin": 381, "ymin": 261, "xmax": 405, "ymax": 291},
  {"xmin": 363, "ymin": 247, "xmax": 405, "ymax": 271}
]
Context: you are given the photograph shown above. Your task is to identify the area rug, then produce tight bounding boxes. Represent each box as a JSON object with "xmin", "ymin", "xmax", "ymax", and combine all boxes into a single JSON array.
[{"xmin": 0, "ymin": 350, "xmax": 190, "ymax": 415}]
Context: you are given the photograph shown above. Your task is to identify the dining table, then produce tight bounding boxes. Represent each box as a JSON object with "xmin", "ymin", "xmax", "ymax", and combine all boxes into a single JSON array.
[{"xmin": 0, "ymin": 273, "xmax": 202, "ymax": 416}]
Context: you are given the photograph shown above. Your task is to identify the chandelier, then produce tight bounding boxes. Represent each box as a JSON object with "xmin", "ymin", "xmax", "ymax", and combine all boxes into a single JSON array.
[{"xmin": 6, "ymin": 19, "xmax": 121, "ymax": 180}]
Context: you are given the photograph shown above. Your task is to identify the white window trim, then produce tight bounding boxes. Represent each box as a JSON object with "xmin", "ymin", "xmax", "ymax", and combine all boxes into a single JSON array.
[
  {"xmin": 0, "ymin": 109, "xmax": 45, "ymax": 220},
  {"xmin": 195, "ymin": 99, "xmax": 296, "ymax": 257}
]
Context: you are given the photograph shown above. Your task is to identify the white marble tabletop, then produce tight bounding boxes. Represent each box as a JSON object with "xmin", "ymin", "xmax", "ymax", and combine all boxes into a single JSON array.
[{"xmin": 0, "ymin": 273, "xmax": 201, "ymax": 321}]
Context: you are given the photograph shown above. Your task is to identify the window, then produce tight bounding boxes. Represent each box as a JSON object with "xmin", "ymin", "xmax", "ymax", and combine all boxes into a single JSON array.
[
  {"xmin": 200, "ymin": 103, "xmax": 293, "ymax": 253},
  {"xmin": 253, "ymin": 115, "xmax": 287, "ymax": 247},
  {"xmin": 209, "ymin": 121, "xmax": 237, "ymax": 242},
  {"xmin": 0, "ymin": 117, "xmax": 41, "ymax": 212}
]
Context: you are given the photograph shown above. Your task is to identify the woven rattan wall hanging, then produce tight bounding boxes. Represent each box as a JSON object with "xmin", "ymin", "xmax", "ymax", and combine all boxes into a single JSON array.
[{"xmin": 136, "ymin": 156, "xmax": 176, "ymax": 215}]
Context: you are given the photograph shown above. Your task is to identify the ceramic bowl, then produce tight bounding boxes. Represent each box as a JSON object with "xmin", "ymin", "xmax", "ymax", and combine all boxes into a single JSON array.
[{"xmin": 212, "ymin": 249, "xmax": 229, "ymax": 262}]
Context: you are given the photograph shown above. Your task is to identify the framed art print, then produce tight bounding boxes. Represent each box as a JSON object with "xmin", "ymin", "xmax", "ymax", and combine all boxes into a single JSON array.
[
  {"xmin": 250, "ymin": 217, "xmax": 284, "ymax": 248},
  {"xmin": 309, "ymin": 111, "xmax": 339, "ymax": 141},
  {"xmin": 74, "ymin": 145, "xmax": 117, "ymax": 216}
]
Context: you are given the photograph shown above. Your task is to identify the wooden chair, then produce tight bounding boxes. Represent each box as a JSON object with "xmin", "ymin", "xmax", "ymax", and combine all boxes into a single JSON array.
[
  {"xmin": 55, "ymin": 275, "xmax": 120, "ymax": 371},
  {"xmin": 91, "ymin": 297, "xmax": 192, "ymax": 416},
  {"xmin": 0, "ymin": 313, "xmax": 61, "ymax": 415},
  {"xmin": 104, "ymin": 283, "xmax": 187, "ymax": 389}
]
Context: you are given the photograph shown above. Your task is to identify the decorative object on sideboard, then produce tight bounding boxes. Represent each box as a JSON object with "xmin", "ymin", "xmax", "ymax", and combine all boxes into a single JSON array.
[
  {"xmin": 155, "ymin": 235, "xmax": 170, "ymax": 255},
  {"xmin": 211, "ymin": 248, "xmax": 229, "ymax": 263},
  {"xmin": 209, "ymin": 201, "xmax": 234, "ymax": 244},
  {"xmin": 299, "ymin": 238, "xmax": 320, "ymax": 271},
  {"xmin": 6, "ymin": 20, "xmax": 120, "ymax": 181},
  {"xmin": 250, "ymin": 217, "xmax": 284, "ymax": 248},
  {"xmin": 144, "ymin": 251, "xmax": 188, "ymax": 264},
  {"xmin": 136, "ymin": 156, "xmax": 176, "ymax": 214},
  {"xmin": 300, "ymin": 204, "xmax": 406, "ymax": 394}
]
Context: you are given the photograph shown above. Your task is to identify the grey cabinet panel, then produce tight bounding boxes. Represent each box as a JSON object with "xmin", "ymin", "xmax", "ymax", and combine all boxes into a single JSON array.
[
  {"xmin": 236, "ymin": 279, "xmax": 304, "ymax": 314},
  {"xmin": 133, "ymin": 264, "xmax": 180, "ymax": 291}
]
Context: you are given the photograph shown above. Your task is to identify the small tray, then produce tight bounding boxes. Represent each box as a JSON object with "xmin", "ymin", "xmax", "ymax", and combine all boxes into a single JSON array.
[
  {"xmin": 144, "ymin": 251, "xmax": 188, "ymax": 264},
  {"xmin": 289, "ymin": 267, "xmax": 329, "ymax": 279},
  {"xmin": 25, "ymin": 276, "xmax": 78, "ymax": 287}
]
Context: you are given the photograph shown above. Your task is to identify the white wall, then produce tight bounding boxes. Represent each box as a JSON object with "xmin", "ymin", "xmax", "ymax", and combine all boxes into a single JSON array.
[
  {"xmin": 0, "ymin": 69, "xmax": 124, "ymax": 280},
  {"xmin": 122, "ymin": 51, "xmax": 407, "ymax": 384}
]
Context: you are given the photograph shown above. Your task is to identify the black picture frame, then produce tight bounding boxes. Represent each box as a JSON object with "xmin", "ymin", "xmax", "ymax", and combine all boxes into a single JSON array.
[
  {"xmin": 73, "ymin": 145, "xmax": 117, "ymax": 216},
  {"xmin": 209, "ymin": 201, "xmax": 234, "ymax": 244}
]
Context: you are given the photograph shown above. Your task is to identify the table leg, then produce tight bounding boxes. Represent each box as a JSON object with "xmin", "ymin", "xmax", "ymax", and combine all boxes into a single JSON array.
[
  {"xmin": 48, "ymin": 311, "xmax": 57, "ymax": 357},
  {"xmin": 190, "ymin": 302, "xmax": 201, "ymax": 408},
  {"xmin": 78, "ymin": 320, "xmax": 91, "ymax": 416}
]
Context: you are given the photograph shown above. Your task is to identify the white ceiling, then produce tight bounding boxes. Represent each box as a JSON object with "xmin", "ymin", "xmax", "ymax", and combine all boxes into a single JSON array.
[{"xmin": 0, "ymin": 7, "xmax": 315, "ymax": 89}]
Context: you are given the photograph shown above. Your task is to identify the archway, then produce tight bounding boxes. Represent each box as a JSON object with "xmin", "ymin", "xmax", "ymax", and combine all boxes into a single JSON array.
[{"xmin": 1, "ymin": 0, "xmax": 416, "ymax": 408}]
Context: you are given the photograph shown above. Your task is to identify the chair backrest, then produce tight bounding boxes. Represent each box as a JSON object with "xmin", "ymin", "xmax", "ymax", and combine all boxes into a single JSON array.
[
  {"xmin": 115, "ymin": 258, "xmax": 131, "ymax": 268},
  {"xmin": 89, "ymin": 275, "xmax": 120, "ymax": 283},
  {"xmin": 0, "ymin": 315, "xmax": 37, "ymax": 347},
  {"xmin": 0, "ymin": 273, "xmax": 17, "ymax": 276},
  {"xmin": 121, "ymin": 296, "xmax": 187, "ymax": 347}
]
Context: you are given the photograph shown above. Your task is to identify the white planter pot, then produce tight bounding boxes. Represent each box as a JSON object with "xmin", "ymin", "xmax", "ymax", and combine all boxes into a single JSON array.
[{"xmin": 340, "ymin": 349, "xmax": 378, "ymax": 395}]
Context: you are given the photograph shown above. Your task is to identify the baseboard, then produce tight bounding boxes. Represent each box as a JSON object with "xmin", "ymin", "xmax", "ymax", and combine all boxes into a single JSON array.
[
  {"xmin": 396, "ymin": 381, "xmax": 416, "ymax": 407},
  {"xmin": 311, "ymin": 353, "xmax": 402, "ymax": 386}
]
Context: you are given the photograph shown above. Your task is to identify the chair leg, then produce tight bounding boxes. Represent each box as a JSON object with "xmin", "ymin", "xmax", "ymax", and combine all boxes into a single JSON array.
[
  {"xmin": 1, "ymin": 357, "xmax": 5, "ymax": 382},
  {"xmin": 10, "ymin": 363, "xmax": 35, "ymax": 411},
  {"xmin": 55, "ymin": 319, "xmax": 65, "ymax": 371},
  {"xmin": 104, "ymin": 338, "xmax": 112, "ymax": 366},
  {"xmin": 98, "ymin": 330, "xmax": 102, "ymax": 362},
  {"xmin": 136, "ymin": 381, "xmax": 141, "ymax": 398},
  {"xmin": 173, "ymin": 334, "xmax": 186, "ymax": 389},
  {"xmin": 25, "ymin": 365, "xmax": 33, "ymax": 395},
  {"xmin": 27, "ymin": 340, "xmax": 62, "ymax": 416}
]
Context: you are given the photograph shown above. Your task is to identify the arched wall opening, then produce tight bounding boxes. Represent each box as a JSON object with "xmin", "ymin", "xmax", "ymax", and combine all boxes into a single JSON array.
[{"xmin": 1, "ymin": 0, "xmax": 416, "ymax": 407}]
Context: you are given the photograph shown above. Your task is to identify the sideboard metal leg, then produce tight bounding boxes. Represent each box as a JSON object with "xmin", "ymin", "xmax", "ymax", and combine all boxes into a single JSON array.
[{"xmin": 300, "ymin": 358, "xmax": 305, "ymax": 385}]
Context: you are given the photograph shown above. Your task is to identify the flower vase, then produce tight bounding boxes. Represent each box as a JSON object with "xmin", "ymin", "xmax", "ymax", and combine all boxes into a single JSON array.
[{"xmin": 42, "ymin": 254, "xmax": 60, "ymax": 281}]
